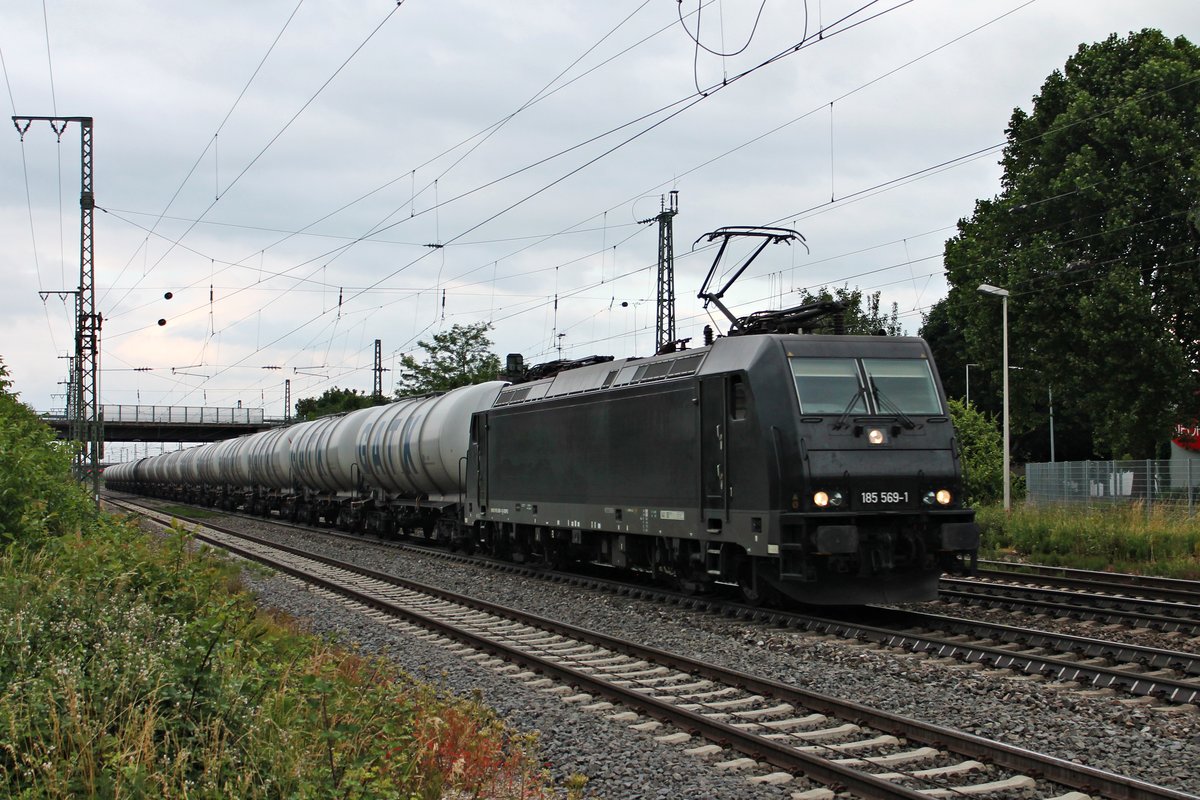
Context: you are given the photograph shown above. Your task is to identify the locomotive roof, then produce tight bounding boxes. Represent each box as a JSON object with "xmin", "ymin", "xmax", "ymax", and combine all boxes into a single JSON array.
[{"xmin": 491, "ymin": 334, "xmax": 933, "ymax": 409}]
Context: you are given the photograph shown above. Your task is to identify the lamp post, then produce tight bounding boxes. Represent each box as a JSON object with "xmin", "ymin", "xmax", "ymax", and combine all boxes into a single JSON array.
[
  {"xmin": 965, "ymin": 363, "xmax": 978, "ymax": 406},
  {"xmin": 978, "ymin": 284, "xmax": 1010, "ymax": 511}
]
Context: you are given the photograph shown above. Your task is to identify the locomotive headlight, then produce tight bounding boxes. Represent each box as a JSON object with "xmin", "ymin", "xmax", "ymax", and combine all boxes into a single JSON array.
[
  {"xmin": 813, "ymin": 490, "xmax": 844, "ymax": 508},
  {"xmin": 923, "ymin": 489, "xmax": 954, "ymax": 506},
  {"xmin": 867, "ymin": 428, "xmax": 886, "ymax": 445}
]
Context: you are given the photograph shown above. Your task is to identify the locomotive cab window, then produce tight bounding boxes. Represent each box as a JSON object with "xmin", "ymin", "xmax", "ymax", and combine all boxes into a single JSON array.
[
  {"xmin": 862, "ymin": 359, "xmax": 942, "ymax": 414},
  {"xmin": 730, "ymin": 376, "xmax": 747, "ymax": 420},
  {"xmin": 789, "ymin": 358, "xmax": 865, "ymax": 414}
]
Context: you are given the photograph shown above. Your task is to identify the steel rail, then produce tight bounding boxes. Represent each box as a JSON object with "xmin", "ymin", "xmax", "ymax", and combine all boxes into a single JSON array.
[
  {"xmin": 124, "ymin": 503, "xmax": 930, "ymax": 799},
  {"xmin": 941, "ymin": 579, "xmax": 1200, "ymax": 631},
  {"xmin": 113, "ymin": 497, "xmax": 1199, "ymax": 800},
  {"xmin": 976, "ymin": 560, "xmax": 1200, "ymax": 601},
  {"xmin": 865, "ymin": 607, "xmax": 1200, "ymax": 677}
]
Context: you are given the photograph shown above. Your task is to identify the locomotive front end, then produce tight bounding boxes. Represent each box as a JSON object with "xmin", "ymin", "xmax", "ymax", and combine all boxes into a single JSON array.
[{"xmin": 774, "ymin": 337, "xmax": 979, "ymax": 604}]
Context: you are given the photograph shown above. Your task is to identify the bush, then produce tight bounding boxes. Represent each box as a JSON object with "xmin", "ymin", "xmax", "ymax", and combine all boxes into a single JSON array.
[
  {"xmin": 0, "ymin": 359, "xmax": 93, "ymax": 548},
  {"xmin": 0, "ymin": 518, "xmax": 556, "ymax": 798},
  {"xmin": 0, "ymin": 357, "xmax": 557, "ymax": 798},
  {"xmin": 948, "ymin": 398, "xmax": 1004, "ymax": 507}
]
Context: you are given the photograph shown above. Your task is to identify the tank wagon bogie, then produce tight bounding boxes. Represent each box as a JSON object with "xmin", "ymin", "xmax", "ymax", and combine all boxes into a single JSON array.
[{"xmin": 105, "ymin": 333, "xmax": 978, "ymax": 606}]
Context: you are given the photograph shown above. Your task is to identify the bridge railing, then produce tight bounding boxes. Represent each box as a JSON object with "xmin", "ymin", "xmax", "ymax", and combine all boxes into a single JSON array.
[{"xmin": 99, "ymin": 405, "xmax": 267, "ymax": 424}]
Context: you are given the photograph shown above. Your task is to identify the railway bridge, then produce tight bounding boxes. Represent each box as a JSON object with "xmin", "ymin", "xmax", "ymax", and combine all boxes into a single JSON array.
[{"xmin": 42, "ymin": 404, "xmax": 283, "ymax": 446}]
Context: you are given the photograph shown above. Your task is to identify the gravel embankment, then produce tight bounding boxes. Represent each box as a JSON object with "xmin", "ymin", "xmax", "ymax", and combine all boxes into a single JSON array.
[{"xmin": 219, "ymin": 515, "xmax": 1200, "ymax": 798}]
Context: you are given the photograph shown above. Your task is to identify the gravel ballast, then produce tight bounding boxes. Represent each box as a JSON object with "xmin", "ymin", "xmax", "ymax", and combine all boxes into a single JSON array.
[{"xmin": 217, "ymin": 515, "xmax": 1200, "ymax": 798}]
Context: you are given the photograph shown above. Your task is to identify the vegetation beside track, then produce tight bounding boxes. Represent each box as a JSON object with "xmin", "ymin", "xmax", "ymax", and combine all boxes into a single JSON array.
[
  {"xmin": 977, "ymin": 503, "xmax": 1200, "ymax": 579},
  {"xmin": 0, "ymin": 360, "xmax": 563, "ymax": 799}
]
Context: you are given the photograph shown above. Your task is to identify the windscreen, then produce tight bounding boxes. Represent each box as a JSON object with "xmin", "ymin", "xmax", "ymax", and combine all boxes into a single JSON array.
[
  {"xmin": 862, "ymin": 358, "xmax": 942, "ymax": 414},
  {"xmin": 789, "ymin": 357, "xmax": 865, "ymax": 414},
  {"xmin": 789, "ymin": 356, "xmax": 943, "ymax": 415}
]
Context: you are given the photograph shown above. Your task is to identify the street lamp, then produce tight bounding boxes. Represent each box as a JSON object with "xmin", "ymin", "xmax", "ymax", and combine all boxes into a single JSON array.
[
  {"xmin": 978, "ymin": 283, "xmax": 1011, "ymax": 511},
  {"xmin": 965, "ymin": 363, "xmax": 978, "ymax": 406}
]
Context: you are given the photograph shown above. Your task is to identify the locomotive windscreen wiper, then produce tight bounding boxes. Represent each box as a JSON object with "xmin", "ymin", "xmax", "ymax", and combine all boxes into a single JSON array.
[
  {"xmin": 869, "ymin": 377, "xmax": 916, "ymax": 429},
  {"xmin": 832, "ymin": 385, "xmax": 868, "ymax": 430}
]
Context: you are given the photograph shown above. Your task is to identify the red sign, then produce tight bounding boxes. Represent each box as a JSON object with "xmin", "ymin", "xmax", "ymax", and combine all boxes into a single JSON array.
[{"xmin": 1175, "ymin": 421, "xmax": 1200, "ymax": 452}]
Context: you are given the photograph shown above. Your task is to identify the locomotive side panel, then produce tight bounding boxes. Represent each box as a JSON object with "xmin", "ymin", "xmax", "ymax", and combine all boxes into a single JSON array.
[{"xmin": 485, "ymin": 382, "xmax": 699, "ymax": 509}]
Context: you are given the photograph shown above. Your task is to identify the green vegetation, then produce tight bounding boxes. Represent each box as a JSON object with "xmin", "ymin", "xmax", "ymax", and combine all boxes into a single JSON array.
[
  {"xmin": 0, "ymin": 361, "xmax": 93, "ymax": 549},
  {"xmin": 947, "ymin": 398, "xmax": 1004, "ymax": 507},
  {"xmin": 977, "ymin": 504, "xmax": 1200, "ymax": 579},
  {"xmin": 924, "ymin": 30, "xmax": 1200, "ymax": 461},
  {"xmin": 295, "ymin": 387, "xmax": 389, "ymax": 421},
  {"xmin": 795, "ymin": 285, "xmax": 901, "ymax": 335},
  {"xmin": 395, "ymin": 322, "xmax": 502, "ymax": 396},
  {"xmin": 0, "ymin": 357, "xmax": 564, "ymax": 799}
]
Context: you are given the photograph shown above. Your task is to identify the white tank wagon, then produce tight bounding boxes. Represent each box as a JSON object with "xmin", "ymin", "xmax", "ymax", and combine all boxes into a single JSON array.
[
  {"xmin": 246, "ymin": 425, "xmax": 302, "ymax": 490},
  {"xmin": 212, "ymin": 434, "xmax": 256, "ymax": 487},
  {"xmin": 195, "ymin": 440, "xmax": 226, "ymax": 485},
  {"xmin": 357, "ymin": 382, "xmax": 506, "ymax": 502},
  {"xmin": 158, "ymin": 449, "xmax": 187, "ymax": 486},
  {"xmin": 290, "ymin": 405, "xmax": 386, "ymax": 494},
  {"xmin": 103, "ymin": 381, "xmax": 508, "ymax": 535},
  {"xmin": 102, "ymin": 460, "xmax": 135, "ymax": 487}
]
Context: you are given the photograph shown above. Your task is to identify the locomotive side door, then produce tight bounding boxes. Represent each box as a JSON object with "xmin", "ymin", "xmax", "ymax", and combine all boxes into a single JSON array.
[
  {"xmin": 699, "ymin": 377, "xmax": 729, "ymax": 522},
  {"xmin": 470, "ymin": 413, "xmax": 488, "ymax": 514}
]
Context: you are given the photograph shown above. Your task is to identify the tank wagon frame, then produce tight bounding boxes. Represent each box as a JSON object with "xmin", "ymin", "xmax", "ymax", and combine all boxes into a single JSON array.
[{"xmin": 106, "ymin": 331, "xmax": 978, "ymax": 606}]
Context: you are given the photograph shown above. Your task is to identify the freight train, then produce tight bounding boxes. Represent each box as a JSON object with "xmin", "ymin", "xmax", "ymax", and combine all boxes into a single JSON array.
[{"xmin": 105, "ymin": 313, "xmax": 978, "ymax": 606}]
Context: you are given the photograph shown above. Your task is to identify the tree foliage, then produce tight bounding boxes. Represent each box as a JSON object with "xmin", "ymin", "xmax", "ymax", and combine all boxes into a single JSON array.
[
  {"xmin": 948, "ymin": 398, "xmax": 1004, "ymax": 507},
  {"xmin": 394, "ymin": 322, "xmax": 502, "ymax": 397},
  {"xmin": 0, "ymin": 357, "xmax": 92, "ymax": 547},
  {"xmin": 927, "ymin": 30, "xmax": 1200, "ymax": 459},
  {"xmin": 295, "ymin": 387, "xmax": 388, "ymax": 421},
  {"xmin": 796, "ymin": 286, "xmax": 902, "ymax": 336}
]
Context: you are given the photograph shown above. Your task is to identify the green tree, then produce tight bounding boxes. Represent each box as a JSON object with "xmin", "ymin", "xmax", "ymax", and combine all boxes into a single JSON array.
[
  {"xmin": 948, "ymin": 398, "xmax": 1003, "ymax": 507},
  {"xmin": 394, "ymin": 322, "xmax": 502, "ymax": 396},
  {"xmin": 936, "ymin": 30, "xmax": 1200, "ymax": 459},
  {"xmin": 294, "ymin": 387, "xmax": 388, "ymax": 420},
  {"xmin": 796, "ymin": 286, "xmax": 902, "ymax": 335}
]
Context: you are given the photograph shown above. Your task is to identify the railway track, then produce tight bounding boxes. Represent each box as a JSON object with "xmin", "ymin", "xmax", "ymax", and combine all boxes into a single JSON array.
[
  {"xmin": 973, "ymin": 561, "xmax": 1200, "ymax": 605},
  {"xmin": 112, "ymin": 494, "xmax": 1200, "ymax": 706},
  {"xmin": 940, "ymin": 576, "xmax": 1200, "ymax": 634},
  {"xmin": 110, "ymin": 495, "xmax": 1197, "ymax": 800}
]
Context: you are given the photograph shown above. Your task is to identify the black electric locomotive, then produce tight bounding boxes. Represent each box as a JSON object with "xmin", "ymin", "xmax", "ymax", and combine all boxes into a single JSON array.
[{"xmin": 464, "ymin": 330, "xmax": 977, "ymax": 605}]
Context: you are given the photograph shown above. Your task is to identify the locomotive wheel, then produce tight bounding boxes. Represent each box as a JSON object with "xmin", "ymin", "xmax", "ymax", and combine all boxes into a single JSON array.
[
  {"xmin": 737, "ymin": 559, "xmax": 776, "ymax": 607},
  {"xmin": 674, "ymin": 557, "xmax": 712, "ymax": 596}
]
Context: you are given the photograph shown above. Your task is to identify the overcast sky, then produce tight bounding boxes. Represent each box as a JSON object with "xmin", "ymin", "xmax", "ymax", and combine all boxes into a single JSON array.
[{"xmin": 2, "ymin": 0, "xmax": 1196, "ymax": 431}]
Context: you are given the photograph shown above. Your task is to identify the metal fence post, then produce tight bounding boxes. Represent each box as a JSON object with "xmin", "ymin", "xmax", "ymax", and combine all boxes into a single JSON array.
[
  {"xmin": 1190, "ymin": 458, "xmax": 1195, "ymax": 519},
  {"xmin": 1084, "ymin": 460, "xmax": 1090, "ymax": 512},
  {"xmin": 1145, "ymin": 459, "xmax": 1152, "ymax": 520}
]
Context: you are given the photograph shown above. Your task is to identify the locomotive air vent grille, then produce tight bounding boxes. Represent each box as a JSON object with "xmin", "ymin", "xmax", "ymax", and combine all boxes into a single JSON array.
[{"xmin": 668, "ymin": 353, "xmax": 705, "ymax": 375}]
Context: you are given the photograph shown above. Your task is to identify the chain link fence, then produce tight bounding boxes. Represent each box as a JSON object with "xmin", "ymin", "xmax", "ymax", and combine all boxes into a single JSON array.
[{"xmin": 1025, "ymin": 456, "xmax": 1200, "ymax": 517}]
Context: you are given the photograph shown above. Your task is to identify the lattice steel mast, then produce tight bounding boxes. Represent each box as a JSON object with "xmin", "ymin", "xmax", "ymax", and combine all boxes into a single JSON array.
[
  {"xmin": 638, "ymin": 190, "xmax": 679, "ymax": 354},
  {"xmin": 373, "ymin": 338, "xmax": 383, "ymax": 400},
  {"xmin": 14, "ymin": 115, "xmax": 102, "ymax": 503}
]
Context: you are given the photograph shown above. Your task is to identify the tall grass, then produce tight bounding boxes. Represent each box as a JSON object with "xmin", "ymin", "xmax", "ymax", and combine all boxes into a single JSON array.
[
  {"xmin": 0, "ymin": 357, "xmax": 573, "ymax": 799},
  {"xmin": 1, "ymin": 520, "xmax": 560, "ymax": 798},
  {"xmin": 978, "ymin": 503, "xmax": 1200, "ymax": 578},
  {"xmin": 0, "ymin": 361, "xmax": 585, "ymax": 799}
]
